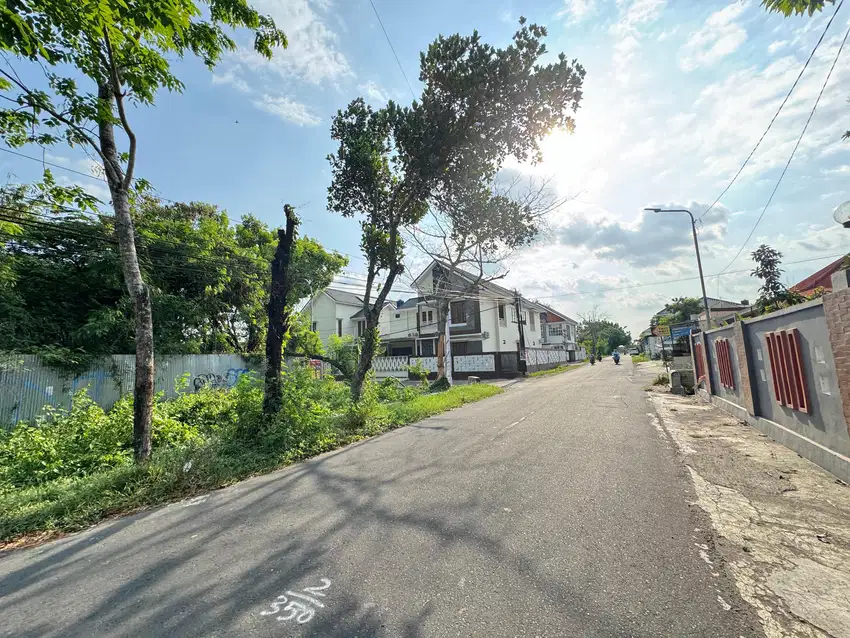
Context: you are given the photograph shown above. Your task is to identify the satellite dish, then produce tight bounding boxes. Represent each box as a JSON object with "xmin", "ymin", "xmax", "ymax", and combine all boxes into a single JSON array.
[{"xmin": 834, "ymin": 201, "xmax": 850, "ymax": 228}]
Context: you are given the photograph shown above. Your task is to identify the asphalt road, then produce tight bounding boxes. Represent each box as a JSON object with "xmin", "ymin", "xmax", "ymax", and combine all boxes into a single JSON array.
[{"xmin": 0, "ymin": 359, "xmax": 763, "ymax": 637}]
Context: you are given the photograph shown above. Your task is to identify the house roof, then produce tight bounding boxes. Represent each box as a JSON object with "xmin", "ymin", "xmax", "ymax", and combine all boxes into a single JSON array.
[
  {"xmin": 397, "ymin": 297, "xmax": 423, "ymax": 310},
  {"xmin": 323, "ymin": 288, "xmax": 364, "ymax": 306},
  {"xmin": 790, "ymin": 255, "xmax": 849, "ymax": 296},
  {"xmin": 532, "ymin": 301, "xmax": 577, "ymax": 324}
]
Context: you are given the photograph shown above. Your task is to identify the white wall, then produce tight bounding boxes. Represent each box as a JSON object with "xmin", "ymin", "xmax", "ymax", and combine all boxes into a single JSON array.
[
  {"xmin": 307, "ymin": 294, "xmax": 361, "ymax": 345},
  {"xmin": 381, "ymin": 306, "xmax": 418, "ymax": 341}
]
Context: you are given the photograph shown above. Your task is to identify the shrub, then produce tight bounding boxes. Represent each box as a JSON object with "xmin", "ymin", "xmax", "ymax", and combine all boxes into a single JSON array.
[
  {"xmin": 653, "ymin": 373, "xmax": 669, "ymax": 386},
  {"xmin": 0, "ymin": 391, "xmax": 132, "ymax": 489}
]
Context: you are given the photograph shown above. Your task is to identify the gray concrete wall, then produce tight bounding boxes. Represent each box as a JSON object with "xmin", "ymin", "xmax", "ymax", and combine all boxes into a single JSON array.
[
  {"xmin": 744, "ymin": 301, "xmax": 850, "ymax": 458},
  {"xmin": 704, "ymin": 325, "xmax": 742, "ymax": 407},
  {"xmin": 699, "ymin": 389, "xmax": 850, "ymax": 485},
  {"xmin": 0, "ymin": 354, "xmax": 261, "ymax": 428}
]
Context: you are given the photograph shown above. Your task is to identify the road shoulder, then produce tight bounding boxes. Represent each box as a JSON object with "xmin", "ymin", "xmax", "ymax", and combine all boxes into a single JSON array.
[{"xmin": 649, "ymin": 391, "xmax": 850, "ymax": 638}]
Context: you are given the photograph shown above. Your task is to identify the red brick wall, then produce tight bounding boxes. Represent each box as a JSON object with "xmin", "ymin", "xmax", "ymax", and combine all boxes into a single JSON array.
[
  {"xmin": 733, "ymin": 321, "xmax": 755, "ymax": 415},
  {"xmin": 824, "ymin": 285, "xmax": 850, "ymax": 436}
]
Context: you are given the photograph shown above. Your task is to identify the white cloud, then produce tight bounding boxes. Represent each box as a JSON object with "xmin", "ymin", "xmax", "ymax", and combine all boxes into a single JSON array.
[
  {"xmin": 252, "ymin": 95, "xmax": 321, "ymax": 126},
  {"xmin": 212, "ymin": 71, "xmax": 251, "ymax": 94},
  {"xmin": 609, "ymin": 0, "xmax": 667, "ymax": 83},
  {"xmin": 358, "ymin": 81, "xmax": 390, "ymax": 104},
  {"xmin": 559, "ymin": 0, "xmax": 596, "ymax": 23},
  {"xmin": 233, "ymin": 0, "xmax": 352, "ymax": 85},
  {"xmin": 679, "ymin": 2, "xmax": 748, "ymax": 72},
  {"xmin": 823, "ymin": 165, "xmax": 850, "ymax": 176},
  {"xmin": 768, "ymin": 39, "xmax": 789, "ymax": 54},
  {"xmin": 556, "ymin": 201, "xmax": 731, "ymax": 267}
]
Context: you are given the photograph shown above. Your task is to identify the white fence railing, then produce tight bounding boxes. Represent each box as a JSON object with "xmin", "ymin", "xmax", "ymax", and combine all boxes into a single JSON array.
[
  {"xmin": 524, "ymin": 348, "xmax": 567, "ymax": 367},
  {"xmin": 372, "ymin": 355, "xmax": 410, "ymax": 378}
]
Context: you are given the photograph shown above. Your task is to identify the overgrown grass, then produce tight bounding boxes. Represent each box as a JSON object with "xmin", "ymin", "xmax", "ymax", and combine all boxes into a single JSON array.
[
  {"xmin": 631, "ymin": 354, "xmax": 649, "ymax": 364},
  {"xmin": 0, "ymin": 381, "xmax": 502, "ymax": 545},
  {"xmin": 528, "ymin": 363, "xmax": 584, "ymax": 378},
  {"xmin": 652, "ymin": 373, "xmax": 669, "ymax": 386}
]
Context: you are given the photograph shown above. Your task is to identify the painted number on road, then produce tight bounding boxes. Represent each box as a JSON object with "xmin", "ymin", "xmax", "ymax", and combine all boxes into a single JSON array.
[{"xmin": 260, "ymin": 578, "xmax": 332, "ymax": 624}]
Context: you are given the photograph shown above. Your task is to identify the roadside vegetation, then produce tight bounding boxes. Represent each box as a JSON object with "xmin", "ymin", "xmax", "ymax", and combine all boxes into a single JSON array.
[
  {"xmin": 0, "ymin": 372, "xmax": 501, "ymax": 545},
  {"xmin": 529, "ymin": 363, "xmax": 584, "ymax": 378},
  {"xmin": 631, "ymin": 354, "xmax": 649, "ymax": 364}
]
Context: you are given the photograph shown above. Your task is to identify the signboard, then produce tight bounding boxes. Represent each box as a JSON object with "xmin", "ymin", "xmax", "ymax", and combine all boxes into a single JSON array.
[
  {"xmin": 671, "ymin": 326, "xmax": 692, "ymax": 340},
  {"xmin": 655, "ymin": 325, "xmax": 671, "ymax": 337}
]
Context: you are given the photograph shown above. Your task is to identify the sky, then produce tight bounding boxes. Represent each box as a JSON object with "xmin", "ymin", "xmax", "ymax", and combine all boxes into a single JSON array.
[{"xmin": 3, "ymin": 0, "xmax": 850, "ymax": 338}]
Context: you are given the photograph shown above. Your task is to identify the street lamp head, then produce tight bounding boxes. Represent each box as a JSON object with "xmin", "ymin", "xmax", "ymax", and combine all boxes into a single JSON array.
[
  {"xmin": 834, "ymin": 201, "xmax": 850, "ymax": 228},
  {"xmin": 644, "ymin": 207, "xmax": 662, "ymax": 213}
]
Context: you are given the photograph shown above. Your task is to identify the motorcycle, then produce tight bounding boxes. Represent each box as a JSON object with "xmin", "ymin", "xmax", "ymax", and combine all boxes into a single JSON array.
[
  {"xmin": 613, "ymin": 353, "xmax": 621, "ymax": 365},
  {"xmin": 589, "ymin": 355, "xmax": 595, "ymax": 365}
]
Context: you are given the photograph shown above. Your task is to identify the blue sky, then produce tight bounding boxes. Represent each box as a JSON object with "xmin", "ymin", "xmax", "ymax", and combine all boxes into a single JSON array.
[{"xmin": 3, "ymin": 0, "xmax": 850, "ymax": 336}]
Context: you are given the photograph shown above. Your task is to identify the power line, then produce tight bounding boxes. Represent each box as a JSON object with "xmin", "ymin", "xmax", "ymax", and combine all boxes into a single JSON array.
[
  {"xmin": 697, "ymin": 0, "xmax": 844, "ymax": 223},
  {"xmin": 367, "ymin": 0, "xmax": 417, "ymax": 101},
  {"xmin": 0, "ymin": 146, "xmax": 179, "ymax": 204},
  {"xmin": 718, "ymin": 23, "xmax": 850, "ymax": 274}
]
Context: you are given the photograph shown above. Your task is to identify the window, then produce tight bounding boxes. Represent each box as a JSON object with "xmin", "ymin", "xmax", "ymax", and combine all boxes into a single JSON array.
[
  {"xmin": 510, "ymin": 305, "xmax": 517, "ymax": 322},
  {"xmin": 420, "ymin": 339, "xmax": 435, "ymax": 356},
  {"xmin": 764, "ymin": 329, "xmax": 809, "ymax": 413},
  {"xmin": 549, "ymin": 324, "xmax": 564, "ymax": 336},
  {"xmin": 715, "ymin": 338, "xmax": 735, "ymax": 389},
  {"xmin": 395, "ymin": 313, "xmax": 400, "ymax": 319},
  {"xmin": 337, "ymin": 318, "xmax": 343, "ymax": 337},
  {"xmin": 498, "ymin": 304, "xmax": 507, "ymax": 327},
  {"xmin": 452, "ymin": 340, "xmax": 483, "ymax": 355},
  {"xmin": 428, "ymin": 310, "xmax": 433, "ymax": 322},
  {"xmin": 450, "ymin": 300, "xmax": 466, "ymax": 324},
  {"xmin": 357, "ymin": 321, "xmax": 364, "ymax": 337},
  {"xmin": 421, "ymin": 311, "xmax": 427, "ymax": 322},
  {"xmin": 529, "ymin": 312, "xmax": 536, "ymax": 331},
  {"xmin": 311, "ymin": 321, "xmax": 317, "ymax": 332}
]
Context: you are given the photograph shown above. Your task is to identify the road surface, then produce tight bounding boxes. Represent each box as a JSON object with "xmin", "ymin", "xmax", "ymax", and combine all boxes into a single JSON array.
[{"xmin": 0, "ymin": 359, "xmax": 762, "ymax": 637}]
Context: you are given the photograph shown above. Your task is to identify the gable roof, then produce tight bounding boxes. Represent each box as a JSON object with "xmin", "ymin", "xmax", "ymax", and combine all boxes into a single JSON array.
[
  {"xmin": 791, "ymin": 255, "xmax": 849, "ymax": 296},
  {"xmin": 532, "ymin": 301, "xmax": 577, "ymax": 324},
  {"xmin": 323, "ymin": 288, "xmax": 364, "ymax": 306}
]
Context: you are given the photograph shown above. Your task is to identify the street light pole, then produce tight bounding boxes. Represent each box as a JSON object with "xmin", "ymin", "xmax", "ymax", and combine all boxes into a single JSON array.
[{"xmin": 645, "ymin": 207, "xmax": 712, "ymax": 329}]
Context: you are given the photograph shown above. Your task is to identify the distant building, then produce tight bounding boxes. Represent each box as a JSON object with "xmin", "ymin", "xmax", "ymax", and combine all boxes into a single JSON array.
[{"xmin": 790, "ymin": 255, "xmax": 850, "ymax": 297}]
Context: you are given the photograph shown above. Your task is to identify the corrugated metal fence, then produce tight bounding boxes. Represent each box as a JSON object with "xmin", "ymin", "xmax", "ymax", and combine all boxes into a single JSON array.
[{"xmin": 0, "ymin": 354, "xmax": 260, "ymax": 428}]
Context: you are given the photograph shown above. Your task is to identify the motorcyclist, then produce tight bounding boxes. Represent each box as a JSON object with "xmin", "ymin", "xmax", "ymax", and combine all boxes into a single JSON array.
[
  {"xmin": 589, "ymin": 354, "xmax": 595, "ymax": 365},
  {"xmin": 613, "ymin": 352, "xmax": 621, "ymax": 365}
]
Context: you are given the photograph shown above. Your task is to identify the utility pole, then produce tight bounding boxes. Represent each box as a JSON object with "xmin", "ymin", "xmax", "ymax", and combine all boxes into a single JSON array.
[
  {"xmin": 646, "ymin": 207, "xmax": 712, "ymax": 329},
  {"xmin": 514, "ymin": 289, "xmax": 526, "ymax": 352}
]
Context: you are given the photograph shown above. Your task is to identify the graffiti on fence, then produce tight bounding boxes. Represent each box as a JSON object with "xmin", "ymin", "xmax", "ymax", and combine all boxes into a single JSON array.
[{"xmin": 192, "ymin": 368, "xmax": 250, "ymax": 391}]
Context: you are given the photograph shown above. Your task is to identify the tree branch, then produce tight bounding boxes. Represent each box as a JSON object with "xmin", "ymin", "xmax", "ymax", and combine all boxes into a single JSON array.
[
  {"xmin": 103, "ymin": 32, "xmax": 136, "ymax": 190},
  {"xmin": 0, "ymin": 67, "xmax": 109, "ymax": 171}
]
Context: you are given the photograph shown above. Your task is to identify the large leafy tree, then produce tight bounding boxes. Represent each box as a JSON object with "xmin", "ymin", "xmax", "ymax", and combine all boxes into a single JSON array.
[
  {"xmin": 0, "ymin": 193, "xmax": 345, "ymax": 358},
  {"xmin": 328, "ymin": 18, "xmax": 585, "ymax": 400},
  {"xmin": 407, "ymin": 174, "xmax": 564, "ymax": 381},
  {"xmin": 0, "ymin": 0, "xmax": 286, "ymax": 460},
  {"xmin": 762, "ymin": 0, "xmax": 834, "ymax": 15}
]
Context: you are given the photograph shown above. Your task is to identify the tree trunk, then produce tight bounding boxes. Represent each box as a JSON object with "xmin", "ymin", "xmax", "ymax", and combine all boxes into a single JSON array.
[
  {"xmin": 350, "ymin": 317, "xmax": 379, "ymax": 401},
  {"xmin": 97, "ymin": 86, "xmax": 153, "ymax": 463},
  {"xmin": 263, "ymin": 205, "xmax": 299, "ymax": 418},
  {"xmin": 435, "ymin": 299, "xmax": 450, "ymax": 380},
  {"xmin": 350, "ymin": 266, "xmax": 400, "ymax": 402}
]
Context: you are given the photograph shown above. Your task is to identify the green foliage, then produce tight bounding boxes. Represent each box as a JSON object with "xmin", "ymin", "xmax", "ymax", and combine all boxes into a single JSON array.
[
  {"xmin": 578, "ymin": 318, "xmax": 631, "ymax": 358},
  {"xmin": 0, "ymin": 383, "xmax": 502, "ymax": 543},
  {"xmin": 761, "ymin": 0, "xmax": 833, "ymax": 16},
  {"xmin": 407, "ymin": 360, "xmax": 431, "ymax": 386},
  {"xmin": 631, "ymin": 354, "xmax": 649, "ymax": 364},
  {"xmin": 656, "ymin": 297, "xmax": 703, "ymax": 325},
  {"xmin": 328, "ymin": 19, "xmax": 585, "ymax": 397},
  {"xmin": 653, "ymin": 374, "xmax": 669, "ymax": 386},
  {"xmin": 752, "ymin": 244, "xmax": 786, "ymax": 309},
  {"xmin": 428, "ymin": 376, "xmax": 451, "ymax": 393},
  {"xmin": 528, "ymin": 363, "xmax": 582, "ymax": 377},
  {"xmin": 0, "ymin": 0, "xmax": 285, "ymax": 151},
  {"xmin": 0, "ymin": 192, "xmax": 346, "ymax": 356}
]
